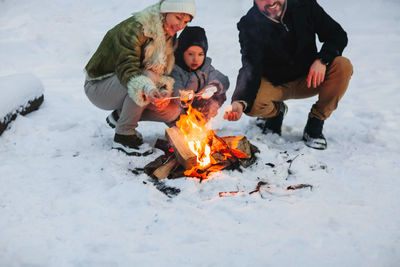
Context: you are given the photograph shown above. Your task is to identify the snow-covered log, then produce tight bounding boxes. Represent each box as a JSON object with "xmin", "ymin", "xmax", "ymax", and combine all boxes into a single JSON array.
[{"xmin": 0, "ymin": 73, "xmax": 44, "ymax": 135}]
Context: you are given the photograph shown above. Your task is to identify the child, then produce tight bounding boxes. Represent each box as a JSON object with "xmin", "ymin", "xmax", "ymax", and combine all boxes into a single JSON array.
[{"xmin": 170, "ymin": 26, "xmax": 229, "ymax": 121}]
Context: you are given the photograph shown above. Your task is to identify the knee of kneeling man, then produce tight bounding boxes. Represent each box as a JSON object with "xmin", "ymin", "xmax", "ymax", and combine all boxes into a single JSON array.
[{"xmin": 334, "ymin": 56, "xmax": 354, "ymax": 76}]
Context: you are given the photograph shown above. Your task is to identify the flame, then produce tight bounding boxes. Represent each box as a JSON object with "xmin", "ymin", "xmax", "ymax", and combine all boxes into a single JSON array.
[
  {"xmin": 175, "ymin": 104, "xmax": 251, "ymax": 179},
  {"xmin": 176, "ymin": 104, "xmax": 213, "ymax": 170}
]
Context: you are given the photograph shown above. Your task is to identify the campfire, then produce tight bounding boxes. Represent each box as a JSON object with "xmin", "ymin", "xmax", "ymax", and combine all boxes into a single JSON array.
[{"xmin": 144, "ymin": 104, "xmax": 259, "ymax": 181}]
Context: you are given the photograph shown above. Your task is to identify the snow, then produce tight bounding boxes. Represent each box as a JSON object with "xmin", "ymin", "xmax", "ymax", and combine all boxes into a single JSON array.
[
  {"xmin": 1, "ymin": 0, "xmax": 400, "ymax": 266},
  {"xmin": 0, "ymin": 73, "xmax": 44, "ymax": 121}
]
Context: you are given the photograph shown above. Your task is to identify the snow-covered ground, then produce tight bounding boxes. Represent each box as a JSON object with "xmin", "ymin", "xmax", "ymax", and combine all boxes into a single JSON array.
[{"xmin": 1, "ymin": 0, "xmax": 400, "ymax": 266}]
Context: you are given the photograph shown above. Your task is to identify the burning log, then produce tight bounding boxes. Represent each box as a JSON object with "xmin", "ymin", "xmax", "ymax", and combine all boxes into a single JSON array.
[
  {"xmin": 144, "ymin": 104, "xmax": 259, "ymax": 181},
  {"xmin": 219, "ymin": 136, "xmax": 251, "ymax": 159},
  {"xmin": 165, "ymin": 126, "xmax": 198, "ymax": 170}
]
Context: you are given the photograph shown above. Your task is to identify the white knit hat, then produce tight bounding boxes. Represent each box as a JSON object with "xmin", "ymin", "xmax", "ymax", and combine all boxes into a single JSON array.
[{"xmin": 160, "ymin": 0, "xmax": 196, "ymax": 18}]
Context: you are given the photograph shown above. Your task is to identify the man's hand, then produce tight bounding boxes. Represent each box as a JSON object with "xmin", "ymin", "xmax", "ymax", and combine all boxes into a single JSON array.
[
  {"xmin": 307, "ymin": 59, "xmax": 327, "ymax": 88},
  {"xmin": 223, "ymin": 101, "xmax": 244, "ymax": 121}
]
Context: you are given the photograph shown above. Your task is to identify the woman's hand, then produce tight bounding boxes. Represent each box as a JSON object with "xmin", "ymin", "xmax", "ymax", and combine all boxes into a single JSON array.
[
  {"xmin": 143, "ymin": 69, "xmax": 160, "ymax": 84},
  {"xmin": 223, "ymin": 101, "xmax": 244, "ymax": 121},
  {"xmin": 149, "ymin": 89, "xmax": 170, "ymax": 110},
  {"xmin": 307, "ymin": 59, "xmax": 327, "ymax": 88}
]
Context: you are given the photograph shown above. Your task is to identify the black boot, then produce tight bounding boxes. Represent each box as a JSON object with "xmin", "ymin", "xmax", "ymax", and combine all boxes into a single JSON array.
[
  {"xmin": 303, "ymin": 117, "xmax": 327, "ymax": 150},
  {"xmin": 256, "ymin": 102, "xmax": 288, "ymax": 135},
  {"xmin": 112, "ymin": 131, "xmax": 153, "ymax": 156}
]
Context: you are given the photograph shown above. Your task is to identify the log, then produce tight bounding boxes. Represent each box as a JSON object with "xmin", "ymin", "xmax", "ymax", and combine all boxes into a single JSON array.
[
  {"xmin": 220, "ymin": 136, "xmax": 252, "ymax": 159},
  {"xmin": 165, "ymin": 126, "xmax": 198, "ymax": 170},
  {"xmin": 0, "ymin": 73, "xmax": 44, "ymax": 136},
  {"xmin": 144, "ymin": 155, "xmax": 168, "ymax": 176},
  {"xmin": 153, "ymin": 158, "xmax": 178, "ymax": 179},
  {"xmin": 154, "ymin": 138, "xmax": 172, "ymax": 154}
]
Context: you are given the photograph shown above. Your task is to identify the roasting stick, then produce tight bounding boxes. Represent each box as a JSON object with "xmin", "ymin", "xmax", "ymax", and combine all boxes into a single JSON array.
[{"xmin": 154, "ymin": 87, "xmax": 218, "ymax": 102}]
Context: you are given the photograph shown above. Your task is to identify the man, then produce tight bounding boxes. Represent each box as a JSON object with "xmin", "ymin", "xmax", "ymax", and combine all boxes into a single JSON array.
[{"xmin": 224, "ymin": 0, "xmax": 353, "ymax": 150}]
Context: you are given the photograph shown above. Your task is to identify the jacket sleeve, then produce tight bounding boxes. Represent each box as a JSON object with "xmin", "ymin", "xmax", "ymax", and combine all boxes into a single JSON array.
[
  {"xmin": 231, "ymin": 20, "xmax": 263, "ymax": 113},
  {"xmin": 206, "ymin": 64, "xmax": 229, "ymax": 106},
  {"xmin": 114, "ymin": 22, "xmax": 155, "ymax": 106},
  {"xmin": 311, "ymin": 0, "xmax": 348, "ymax": 64},
  {"xmin": 170, "ymin": 65, "xmax": 188, "ymax": 97}
]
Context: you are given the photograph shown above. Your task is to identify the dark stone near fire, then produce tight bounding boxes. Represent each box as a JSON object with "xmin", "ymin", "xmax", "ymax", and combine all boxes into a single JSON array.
[{"xmin": 238, "ymin": 143, "xmax": 260, "ymax": 168}]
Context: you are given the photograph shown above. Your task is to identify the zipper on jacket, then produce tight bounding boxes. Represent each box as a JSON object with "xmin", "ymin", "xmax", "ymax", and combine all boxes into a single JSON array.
[
  {"xmin": 194, "ymin": 71, "xmax": 202, "ymax": 92},
  {"xmin": 259, "ymin": 0, "xmax": 289, "ymax": 32},
  {"xmin": 281, "ymin": 21, "xmax": 289, "ymax": 32},
  {"xmin": 280, "ymin": 1, "xmax": 289, "ymax": 32}
]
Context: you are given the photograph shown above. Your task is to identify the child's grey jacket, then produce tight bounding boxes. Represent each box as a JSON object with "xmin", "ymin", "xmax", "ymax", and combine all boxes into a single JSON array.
[{"xmin": 170, "ymin": 57, "xmax": 229, "ymax": 106}]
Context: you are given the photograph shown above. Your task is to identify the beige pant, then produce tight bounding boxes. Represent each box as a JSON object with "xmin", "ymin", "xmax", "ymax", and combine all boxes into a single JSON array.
[
  {"xmin": 247, "ymin": 56, "xmax": 353, "ymax": 120},
  {"xmin": 84, "ymin": 75, "xmax": 181, "ymax": 135}
]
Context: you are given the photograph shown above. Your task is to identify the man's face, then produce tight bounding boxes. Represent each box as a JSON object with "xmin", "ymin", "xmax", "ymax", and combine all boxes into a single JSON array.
[{"xmin": 254, "ymin": 0, "xmax": 285, "ymax": 19}]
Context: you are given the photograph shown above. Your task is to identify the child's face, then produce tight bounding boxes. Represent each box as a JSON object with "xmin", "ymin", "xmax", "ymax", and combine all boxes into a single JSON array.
[{"xmin": 183, "ymin": 46, "xmax": 205, "ymax": 71}]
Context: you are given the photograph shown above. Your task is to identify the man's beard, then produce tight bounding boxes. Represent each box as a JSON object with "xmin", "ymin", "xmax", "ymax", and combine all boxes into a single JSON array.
[{"xmin": 264, "ymin": 1, "xmax": 283, "ymax": 19}]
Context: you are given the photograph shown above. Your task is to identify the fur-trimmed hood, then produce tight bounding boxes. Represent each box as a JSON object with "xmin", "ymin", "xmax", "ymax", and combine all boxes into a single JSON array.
[{"xmin": 134, "ymin": 2, "xmax": 176, "ymax": 75}]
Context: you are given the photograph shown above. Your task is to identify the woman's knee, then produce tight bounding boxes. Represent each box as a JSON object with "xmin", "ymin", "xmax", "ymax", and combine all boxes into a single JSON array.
[{"xmin": 165, "ymin": 102, "xmax": 182, "ymax": 122}]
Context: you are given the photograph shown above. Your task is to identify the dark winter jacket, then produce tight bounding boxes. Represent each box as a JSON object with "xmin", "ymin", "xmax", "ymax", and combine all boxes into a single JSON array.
[
  {"xmin": 170, "ymin": 57, "xmax": 229, "ymax": 112},
  {"xmin": 232, "ymin": 0, "xmax": 348, "ymax": 112}
]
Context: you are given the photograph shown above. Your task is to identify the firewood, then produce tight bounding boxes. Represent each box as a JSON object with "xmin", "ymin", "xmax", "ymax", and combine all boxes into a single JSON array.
[
  {"xmin": 217, "ymin": 136, "xmax": 252, "ymax": 159},
  {"xmin": 287, "ymin": 184, "xmax": 313, "ymax": 191},
  {"xmin": 154, "ymin": 139, "xmax": 173, "ymax": 154},
  {"xmin": 153, "ymin": 157, "xmax": 178, "ymax": 180},
  {"xmin": 249, "ymin": 181, "xmax": 269, "ymax": 194},
  {"xmin": 144, "ymin": 155, "xmax": 167, "ymax": 176},
  {"xmin": 165, "ymin": 126, "xmax": 198, "ymax": 170}
]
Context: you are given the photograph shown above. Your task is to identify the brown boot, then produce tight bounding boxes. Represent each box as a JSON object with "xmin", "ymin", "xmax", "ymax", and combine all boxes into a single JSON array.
[{"xmin": 112, "ymin": 131, "xmax": 152, "ymax": 156}]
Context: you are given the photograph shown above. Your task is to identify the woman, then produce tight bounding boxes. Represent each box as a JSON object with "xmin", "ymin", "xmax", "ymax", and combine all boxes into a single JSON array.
[{"xmin": 84, "ymin": 0, "xmax": 196, "ymax": 156}]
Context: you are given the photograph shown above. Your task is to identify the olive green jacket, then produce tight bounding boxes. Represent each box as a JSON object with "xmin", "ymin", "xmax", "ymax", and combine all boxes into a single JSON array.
[{"xmin": 85, "ymin": 1, "xmax": 175, "ymax": 106}]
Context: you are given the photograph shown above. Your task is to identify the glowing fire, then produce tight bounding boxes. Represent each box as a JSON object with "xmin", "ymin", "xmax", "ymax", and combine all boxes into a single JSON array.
[
  {"xmin": 174, "ymin": 103, "xmax": 252, "ymax": 179},
  {"xmin": 176, "ymin": 105, "xmax": 213, "ymax": 170}
]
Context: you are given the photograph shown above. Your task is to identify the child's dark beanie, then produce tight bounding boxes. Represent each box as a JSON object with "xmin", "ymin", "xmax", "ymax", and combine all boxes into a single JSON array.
[
  {"xmin": 177, "ymin": 26, "xmax": 208, "ymax": 55},
  {"xmin": 175, "ymin": 26, "xmax": 208, "ymax": 71}
]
